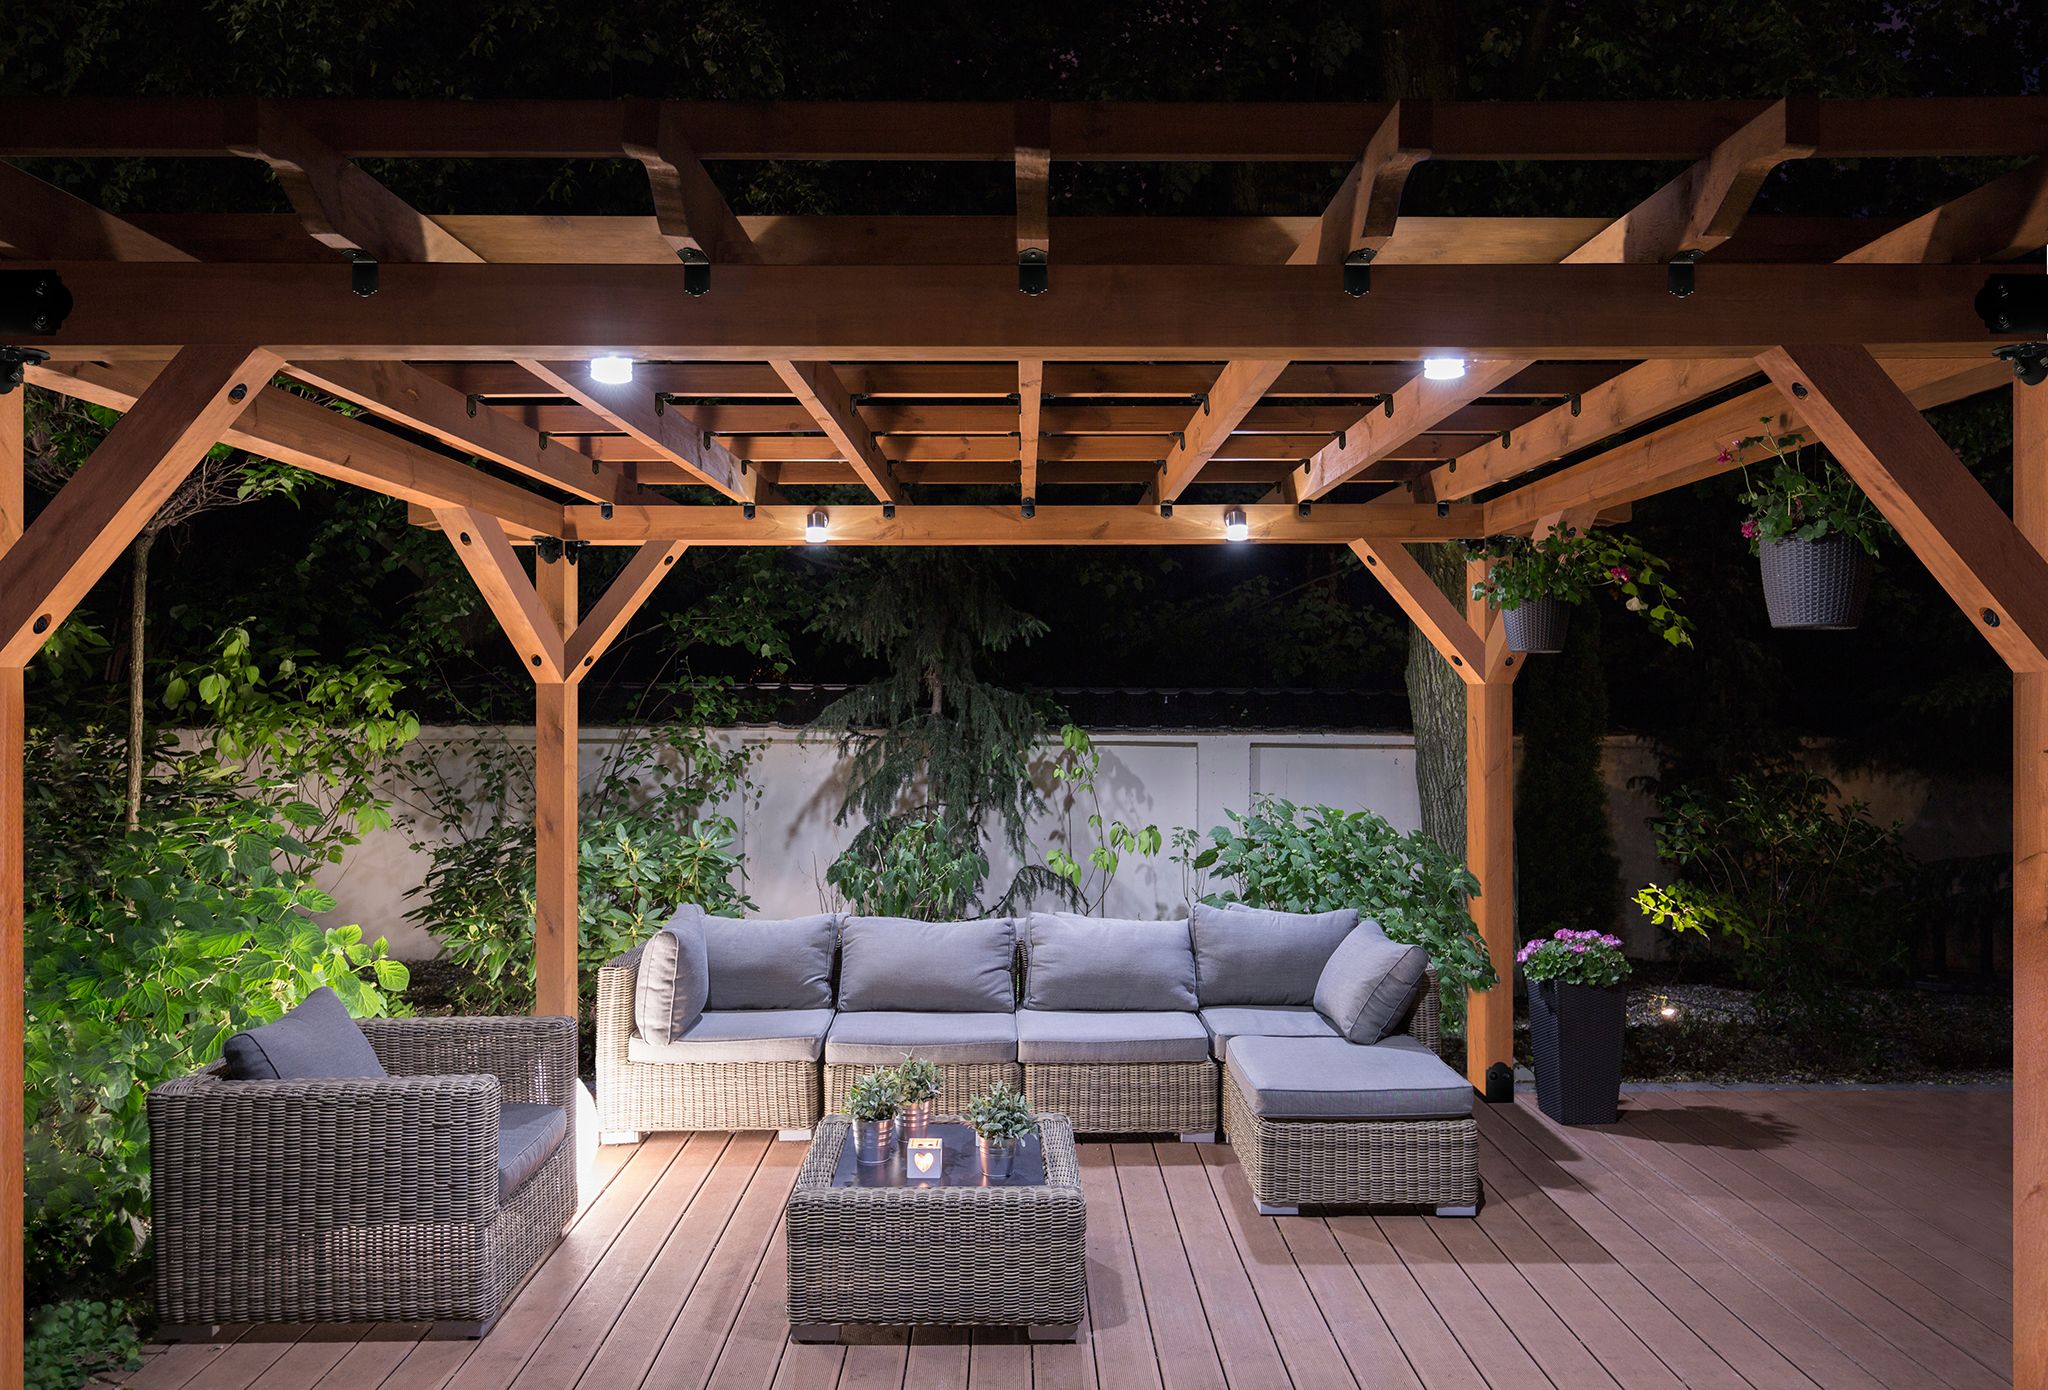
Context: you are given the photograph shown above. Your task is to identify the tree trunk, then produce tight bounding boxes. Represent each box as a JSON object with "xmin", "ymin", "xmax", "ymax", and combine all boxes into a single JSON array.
[
  {"xmin": 1405, "ymin": 541, "xmax": 1469, "ymax": 861},
  {"xmin": 124, "ymin": 530, "xmax": 154, "ymax": 832}
]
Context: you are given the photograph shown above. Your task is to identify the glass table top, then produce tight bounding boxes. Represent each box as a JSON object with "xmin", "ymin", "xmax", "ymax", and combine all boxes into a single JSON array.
[{"xmin": 829, "ymin": 1120, "xmax": 1047, "ymax": 1189}]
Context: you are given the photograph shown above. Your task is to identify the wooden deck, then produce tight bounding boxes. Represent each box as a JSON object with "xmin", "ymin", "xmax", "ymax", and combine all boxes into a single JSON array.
[{"xmin": 124, "ymin": 1087, "xmax": 2013, "ymax": 1390}]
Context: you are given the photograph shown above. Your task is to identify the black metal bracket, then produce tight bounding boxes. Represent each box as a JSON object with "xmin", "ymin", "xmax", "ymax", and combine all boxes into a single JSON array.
[
  {"xmin": 1380, "ymin": 394, "xmax": 1395, "ymax": 418},
  {"xmin": 600, "ymin": 502, "xmax": 615, "ymax": 520},
  {"xmin": 345, "ymin": 250, "xmax": 378, "ymax": 297},
  {"xmin": 1568, "ymin": 392, "xmax": 1582, "ymax": 417},
  {"xmin": 1496, "ymin": 428, "xmax": 1512, "ymax": 447},
  {"xmin": 466, "ymin": 393, "xmax": 482, "ymax": 418},
  {"xmin": 1193, "ymin": 391, "xmax": 1210, "ymax": 415},
  {"xmin": 655, "ymin": 392, "xmax": 676, "ymax": 416},
  {"xmin": 0, "ymin": 345, "xmax": 50, "ymax": 395},
  {"xmin": 1171, "ymin": 429, "xmax": 1186, "ymax": 452},
  {"xmin": 743, "ymin": 502, "xmax": 757, "ymax": 520},
  {"xmin": 563, "ymin": 539, "xmax": 588, "ymax": 566},
  {"xmin": 1343, "ymin": 247, "xmax": 1375, "ymax": 298},
  {"xmin": 1994, "ymin": 342, "xmax": 2048, "ymax": 387},
  {"xmin": 1978, "ymin": 273, "xmax": 2048, "ymax": 334},
  {"xmin": 538, "ymin": 431, "xmax": 551, "ymax": 450},
  {"xmin": 1335, "ymin": 430, "xmax": 1347, "ymax": 452},
  {"xmin": 679, "ymin": 248, "xmax": 711, "ymax": 297},
  {"xmin": 883, "ymin": 503, "xmax": 896, "ymax": 519},
  {"xmin": 1297, "ymin": 501, "xmax": 1312, "ymax": 518},
  {"xmin": 1159, "ymin": 502, "xmax": 1173, "ymax": 518},
  {"xmin": 1667, "ymin": 249, "xmax": 1704, "ymax": 299},
  {"xmin": 1018, "ymin": 248, "xmax": 1049, "ymax": 297},
  {"xmin": 1021, "ymin": 497, "xmax": 1036, "ymax": 519},
  {"xmin": 534, "ymin": 536, "xmax": 564, "ymax": 563},
  {"xmin": 0, "ymin": 270, "xmax": 71, "ymax": 335},
  {"xmin": 1436, "ymin": 500, "xmax": 1451, "ymax": 518}
]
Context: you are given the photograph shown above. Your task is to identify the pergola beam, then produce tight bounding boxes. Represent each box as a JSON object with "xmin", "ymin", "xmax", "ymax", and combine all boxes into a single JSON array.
[
  {"xmin": 518, "ymin": 360, "xmax": 758, "ymax": 503},
  {"xmin": 1305, "ymin": 100, "xmax": 1433, "ymax": 267},
  {"xmin": 1151, "ymin": 361, "xmax": 1290, "ymax": 504},
  {"xmin": 0, "ymin": 162, "xmax": 194, "ymax": 261},
  {"xmin": 2014, "ymin": 377, "xmax": 2048, "ymax": 1390},
  {"xmin": 1289, "ymin": 361, "xmax": 1526, "ymax": 501},
  {"xmin": 769, "ymin": 360, "xmax": 906, "ymax": 503},
  {"xmin": 1839, "ymin": 158, "xmax": 2048, "ymax": 265},
  {"xmin": 1017, "ymin": 358, "xmax": 1044, "ymax": 501},
  {"xmin": 1015, "ymin": 102, "xmax": 1050, "ymax": 272},
  {"xmin": 622, "ymin": 97, "xmax": 757, "ymax": 268}
]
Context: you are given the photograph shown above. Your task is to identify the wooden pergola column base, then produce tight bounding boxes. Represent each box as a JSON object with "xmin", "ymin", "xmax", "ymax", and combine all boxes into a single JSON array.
[{"xmin": 2013, "ymin": 381, "xmax": 2047, "ymax": 1390}]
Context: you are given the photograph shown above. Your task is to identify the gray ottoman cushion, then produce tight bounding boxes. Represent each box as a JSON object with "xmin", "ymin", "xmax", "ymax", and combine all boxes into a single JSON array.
[
  {"xmin": 497, "ymin": 1101, "xmax": 568, "ymax": 1198},
  {"xmin": 838, "ymin": 915, "xmax": 1017, "ymax": 1012},
  {"xmin": 636, "ymin": 906, "xmax": 712, "ymax": 1044},
  {"xmin": 1198, "ymin": 1005, "xmax": 1337, "ymax": 1059},
  {"xmin": 1313, "ymin": 923, "xmax": 1430, "ymax": 1043},
  {"xmin": 824, "ymin": 1011, "xmax": 1018, "ymax": 1065},
  {"xmin": 1195, "ymin": 902, "xmax": 1359, "ymax": 1005},
  {"xmin": 626, "ymin": 1008, "xmax": 834, "ymax": 1064},
  {"xmin": 1023, "ymin": 912, "xmax": 1196, "ymax": 1011},
  {"xmin": 700, "ymin": 910, "xmax": 839, "ymax": 1010},
  {"xmin": 221, "ymin": 987, "xmax": 386, "ymax": 1081},
  {"xmin": 1015, "ymin": 1009, "xmax": 1212, "ymax": 1064},
  {"xmin": 1229, "ymin": 1035, "xmax": 1472, "ymax": 1120}
]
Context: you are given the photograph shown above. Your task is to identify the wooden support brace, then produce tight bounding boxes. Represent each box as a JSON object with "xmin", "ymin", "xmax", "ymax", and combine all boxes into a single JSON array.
[
  {"xmin": 1304, "ymin": 100, "xmax": 1433, "ymax": 267},
  {"xmin": 1349, "ymin": 539, "xmax": 1485, "ymax": 682},
  {"xmin": 565, "ymin": 542, "xmax": 689, "ymax": 681},
  {"xmin": 436, "ymin": 506, "xmax": 568, "ymax": 681}
]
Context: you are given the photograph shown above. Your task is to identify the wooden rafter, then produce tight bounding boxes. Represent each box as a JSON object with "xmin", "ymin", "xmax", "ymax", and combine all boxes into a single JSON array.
[
  {"xmin": 0, "ymin": 162, "xmax": 193, "ymax": 261},
  {"xmin": 1150, "ymin": 361, "xmax": 1290, "ymax": 504},
  {"xmin": 1017, "ymin": 358, "xmax": 1044, "ymax": 501},
  {"xmin": 1303, "ymin": 101, "xmax": 1433, "ymax": 267},
  {"xmin": 622, "ymin": 97, "xmax": 757, "ymax": 268},
  {"xmin": 769, "ymin": 360, "xmax": 906, "ymax": 503},
  {"xmin": 1015, "ymin": 102, "xmax": 1050, "ymax": 271},
  {"xmin": 0, "ymin": 345, "xmax": 280, "ymax": 665},
  {"xmin": 518, "ymin": 360, "xmax": 759, "ymax": 503},
  {"xmin": 1286, "ymin": 361, "xmax": 1526, "ymax": 502},
  {"xmin": 1757, "ymin": 345, "xmax": 2048, "ymax": 673},
  {"xmin": 564, "ymin": 542, "xmax": 690, "ymax": 681},
  {"xmin": 435, "ymin": 506, "xmax": 567, "ymax": 680},
  {"xmin": 1839, "ymin": 157, "xmax": 2048, "ymax": 265}
]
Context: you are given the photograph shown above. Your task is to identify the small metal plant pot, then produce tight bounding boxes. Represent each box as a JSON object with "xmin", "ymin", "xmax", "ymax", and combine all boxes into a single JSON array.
[
  {"xmin": 1501, "ymin": 594, "xmax": 1572, "ymax": 654},
  {"xmin": 977, "ymin": 1135, "xmax": 1021, "ymax": 1181},
  {"xmin": 853, "ymin": 1115, "xmax": 896, "ymax": 1165},
  {"xmin": 1759, "ymin": 535, "xmax": 1872, "ymax": 630},
  {"xmin": 898, "ymin": 1099, "xmax": 933, "ymax": 1139}
]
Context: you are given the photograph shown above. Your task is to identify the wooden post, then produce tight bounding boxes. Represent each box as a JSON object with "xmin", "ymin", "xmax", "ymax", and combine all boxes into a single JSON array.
[
  {"xmin": 2, "ymin": 387, "xmax": 25, "ymax": 1390},
  {"xmin": 2015, "ymin": 378, "xmax": 2047, "ymax": 1389},
  {"xmin": 1463, "ymin": 563, "xmax": 1515, "ymax": 1089},
  {"xmin": 533, "ymin": 554, "xmax": 578, "ymax": 1019}
]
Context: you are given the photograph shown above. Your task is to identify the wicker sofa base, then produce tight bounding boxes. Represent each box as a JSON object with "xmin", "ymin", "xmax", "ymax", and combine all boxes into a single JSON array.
[
  {"xmin": 597, "ymin": 1056, "xmax": 821, "ymax": 1136},
  {"xmin": 823, "ymin": 1061, "xmax": 1020, "ymax": 1116},
  {"xmin": 1023, "ymin": 1061, "xmax": 1218, "ymax": 1136},
  {"xmin": 1222, "ymin": 1064, "xmax": 1478, "ymax": 1213}
]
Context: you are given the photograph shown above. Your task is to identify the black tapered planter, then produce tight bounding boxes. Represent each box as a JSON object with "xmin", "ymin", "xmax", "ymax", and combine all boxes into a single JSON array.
[
  {"xmin": 1501, "ymin": 595, "xmax": 1571, "ymax": 654},
  {"xmin": 1759, "ymin": 535, "xmax": 1872, "ymax": 630},
  {"xmin": 1527, "ymin": 978, "xmax": 1626, "ymax": 1125}
]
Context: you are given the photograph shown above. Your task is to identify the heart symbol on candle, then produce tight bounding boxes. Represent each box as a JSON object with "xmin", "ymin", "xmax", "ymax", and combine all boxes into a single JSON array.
[{"xmin": 912, "ymin": 1149, "xmax": 937, "ymax": 1175}]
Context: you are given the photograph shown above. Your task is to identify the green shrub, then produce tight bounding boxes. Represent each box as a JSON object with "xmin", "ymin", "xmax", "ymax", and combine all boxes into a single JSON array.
[
  {"xmin": 826, "ymin": 812, "xmax": 989, "ymax": 920},
  {"xmin": 26, "ymin": 1299, "xmax": 141, "ymax": 1390},
  {"xmin": 1176, "ymin": 798, "xmax": 1494, "ymax": 1028}
]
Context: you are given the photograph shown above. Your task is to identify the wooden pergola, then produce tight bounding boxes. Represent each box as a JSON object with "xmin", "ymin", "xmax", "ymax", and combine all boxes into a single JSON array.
[{"xmin": 0, "ymin": 94, "xmax": 2044, "ymax": 1387}]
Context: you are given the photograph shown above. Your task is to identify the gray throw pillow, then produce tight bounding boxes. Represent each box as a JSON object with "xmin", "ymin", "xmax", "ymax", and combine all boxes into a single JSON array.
[
  {"xmin": 222, "ymin": 986, "xmax": 386, "ymax": 1081},
  {"xmin": 1024, "ymin": 912, "xmax": 1197, "ymax": 1012},
  {"xmin": 837, "ymin": 915, "xmax": 1017, "ymax": 1012},
  {"xmin": 1195, "ymin": 902, "xmax": 1359, "ymax": 1005},
  {"xmin": 702, "ymin": 911, "xmax": 839, "ymax": 1010},
  {"xmin": 1312, "ymin": 922, "xmax": 1430, "ymax": 1043},
  {"xmin": 636, "ymin": 904, "xmax": 713, "ymax": 1044}
]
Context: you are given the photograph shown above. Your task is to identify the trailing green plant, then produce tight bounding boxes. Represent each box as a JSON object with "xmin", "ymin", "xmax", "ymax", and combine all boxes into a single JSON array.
[
  {"xmin": 1176, "ymin": 798, "xmax": 1493, "ymax": 1028},
  {"xmin": 964, "ymin": 1081, "xmax": 1035, "ymax": 1142},
  {"xmin": 1633, "ymin": 769, "xmax": 1907, "ymax": 1029},
  {"xmin": 1735, "ymin": 423, "xmax": 1892, "ymax": 555},
  {"xmin": 826, "ymin": 811, "xmax": 990, "ymax": 920},
  {"xmin": 845, "ymin": 1071, "xmax": 902, "ymax": 1121},
  {"xmin": 1044, "ymin": 724, "xmax": 1163, "ymax": 914},
  {"xmin": 1518, "ymin": 928, "xmax": 1630, "ymax": 990},
  {"xmin": 893, "ymin": 1056, "xmax": 943, "ymax": 1105},
  {"xmin": 1466, "ymin": 529, "xmax": 1693, "ymax": 646},
  {"xmin": 25, "ymin": 1298, "xmax": 142, "ymax": 1390}
]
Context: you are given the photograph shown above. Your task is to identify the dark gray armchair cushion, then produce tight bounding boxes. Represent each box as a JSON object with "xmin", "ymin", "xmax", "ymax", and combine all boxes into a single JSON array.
[
  {"xmin": 1023, "ymin": 912, "xmax": 1197, "ymax": 1011},
  {"xmin": 700, "ymin": 910, "xmax": 839, "ymax": 1010},
  {"xmin": 837, "ymin": 915, "xmax": 1017, "ymax": 1012},
  {"xmin": 1229, "ymin": 1035, "xmax": 1472, "ymax": 1120},
  {"xmin": 221, "ymin": 987, "xmax": 387, "ymax": 1081},
  {"xmin": 497, "ymin": 1101, "xmax": 569, "ymax": 1198},
  {"xmin": 1312, "ymin": 923, "xmax": 1430, "ymax": 1043},
  {"xmin": 1194, "ymin": 902, "xmax": 1360, "ymax": 1005},
  {"xmin": 635, "ymin": 905, "xmax": 712, "ymax": 1044}
]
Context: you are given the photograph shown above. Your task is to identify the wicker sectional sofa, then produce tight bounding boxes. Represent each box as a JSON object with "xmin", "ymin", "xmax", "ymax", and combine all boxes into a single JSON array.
[{"xmin": 597, "ymin": 902, "xmax": 1480, "ymax": 1215}]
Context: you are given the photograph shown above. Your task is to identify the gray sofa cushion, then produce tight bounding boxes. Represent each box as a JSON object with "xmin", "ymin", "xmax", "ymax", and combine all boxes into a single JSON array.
[
  {"xmin": 1312, "ymin": 923, "xmax": 1430, "ymax": 1043},
  {"xmin": 1023, "ymin": 912, "xmax": 1196, "ymax": 1011},
  {"xmin": 837, "ymin": 915, "xmax": 1017, "ymax": 1012},
  {"xmin": 1197, "ymin": 1005, "xmax": 1337, "ymax": 1060},
  {"xmin": 1195, "ymin": 902, "xmax": 1359, "ymax": 1005},
  {"xmin": 221, "ymin": 987, "xmax": 386, "ymax": 1081},
  {"xmin": 823, "ymin": 1011, "xmax": 1018, "ymax": 1065},
  {"xmin": 1229, "ymin": 1035, "xmax": 1472, "ymax": 1120},
  {"xmin": 498, "ymin": 1101, "xmax": 569, "ymax": 1198},
  {"xmin": 626, "ymin": 1008, "xmax": 834, "ymax": 1064},
  {"xmin": 1015, "ymin": 1009, "xmax": 1212, "ymax": 1065},
  {"xmin": 635, "ymin": 906, "xmax": 712, "ymax": 1044},
  {"xmin": 700, "ymin": 910, "xmax": 839, "ymax": 1010}
]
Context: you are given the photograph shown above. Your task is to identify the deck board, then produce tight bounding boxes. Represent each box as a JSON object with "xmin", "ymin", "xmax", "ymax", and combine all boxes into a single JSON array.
[{"xmin": 132, "ymin": 1088, "xmax": 2014, "ymax": 1389}]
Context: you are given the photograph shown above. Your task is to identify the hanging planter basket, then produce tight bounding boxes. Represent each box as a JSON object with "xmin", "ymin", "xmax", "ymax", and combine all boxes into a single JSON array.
[
  {"xmin": 1528, "ymin": 978, "xmax": 1626, "ymax": 1126},
  {"xmin": 1759, "ymin": 536, "xmax": 1872, "ymax": 630},
  {"xmin": 1501, "ymin": 595, "xmax": 1572, "ymax": 654}
]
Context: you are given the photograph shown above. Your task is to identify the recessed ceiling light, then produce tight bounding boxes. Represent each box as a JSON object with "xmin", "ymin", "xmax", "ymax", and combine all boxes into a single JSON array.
[
  {"xmin": 1422, "ymin": 356, "xmax": 1467, "ymax": 381},
  {"xmin": 589, "ymin": 355, "xmax": 634, "ymax": 385}
]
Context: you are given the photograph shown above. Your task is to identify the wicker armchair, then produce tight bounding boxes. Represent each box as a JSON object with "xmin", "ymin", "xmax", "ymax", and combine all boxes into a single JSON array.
[{"xmin": 149, "ymin": 1014, "xmax": 577, "ymax": 1337}]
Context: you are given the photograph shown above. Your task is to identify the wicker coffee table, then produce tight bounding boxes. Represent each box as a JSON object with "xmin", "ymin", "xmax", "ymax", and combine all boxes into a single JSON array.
[{"xmin": 786, "ymin": 1114, "xmax": 1087, "ymax": 1343}]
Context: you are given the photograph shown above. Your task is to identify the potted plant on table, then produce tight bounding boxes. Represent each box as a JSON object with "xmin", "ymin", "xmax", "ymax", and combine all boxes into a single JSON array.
[
  {"xmin": 1467, "ymin": 528, "xmax": 1692, "ymax": 654},
  {"xmin": 845, "ymin": 1071, "xmax": 902, "ymax": 1165},
  {"xmin": 1735, "ymin": 423, "xmax": 1891, "ymax": 629},
  {"xmin": 1519, "ymin": 927, "xmax": 1631, "ymax": 1125},
  {"xmin": 964, "ymin": 1081, "xmax": 1035, "ymax": 1181},
  {"xmin": 894, "ymin": 1056, "xmax": 943, "ymax": 1138}
]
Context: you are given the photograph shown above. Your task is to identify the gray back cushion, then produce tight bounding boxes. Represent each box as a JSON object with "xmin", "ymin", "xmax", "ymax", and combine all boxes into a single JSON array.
[
  {"xmin": 1312, "ymin": 922, "xmax": 1430, "ymax": 1043},
  {"xmin": 1194, "ymin": 902, "xmax": 1360, "ymax": 1005},
  {"xmin": 222, "ymin": 987, "xmax": 386, "ymax": 1081},
  {"xmin": 1023, "ymin": 912, "xmax": 1197, "ymax": 1011},
  {"xmin": 702, "ymin": 910, "xmax": 840, "ymax": 1010},
  {"xmin": 635, "ymin": 905, "xmax": 712, "ymax": 1044},
  {"xmin": 837, "ymin": 915, "xmax": 1017, "ymax": 1012}
]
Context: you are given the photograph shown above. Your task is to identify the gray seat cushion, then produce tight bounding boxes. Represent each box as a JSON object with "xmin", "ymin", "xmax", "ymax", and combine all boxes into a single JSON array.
[
  {"xmin": 1023, "ymin": 912, "xmax": 1196, "ymax": 1011},
  {"xmin": 626, "ymin": 1008, "xmax": 834, "ymax": 1064},
  {"xmin": 823, "ymin": 1011, "xmax": 1018, "ymax": 1065},
  {"xmin": 498, "ymin": 1101, "xmax": 568, "ymax": 1198},
  {"xmin": 1312, "ymin": 923, "xmax": 1430, "ymax": 1044},
  {"xmin": 1194, "ymin": 903, "xmax": 1359, "ymax": 1006},
  {"xmin": 221, "ymin": 987, "xmax": 386, "ymax": 1081},
  {"xmin": 698, "ymin": 909, "xmax": 839, "ymax": 1010},
  {"xmin": 1015, "ymin": 1009, "xmax": 1212, "ymax": 1065},
  {"xmin": 1229, "ymin": 1035, "xmax": 1472, "ymax": 1120},
  {"xmin": 636, "ymin": 906, "xmax": 711, "ymax": 1045},
  {"xmin": 838, "ymin": 915, "xmax": 1017, "ymax": 1012},
  {"xmin": 1198, "ymin": 1005, "xmax": 1337, "ymax": 1060}
]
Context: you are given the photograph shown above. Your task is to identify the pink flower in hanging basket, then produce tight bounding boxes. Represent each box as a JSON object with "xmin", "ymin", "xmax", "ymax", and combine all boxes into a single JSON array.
[
  {"xmin": 1607, "ymin": 565, "xmax": 1632, "ymax": 582},
  {"xmin": 1740, "ymin": 519, "xmax": 1760, "ymax": 540}
]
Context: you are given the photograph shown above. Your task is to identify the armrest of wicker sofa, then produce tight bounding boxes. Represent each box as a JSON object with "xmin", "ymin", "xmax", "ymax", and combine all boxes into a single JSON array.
[
  {"xmin": 359, "ymin": 1014, "xmax": 578, "ymax": 1111},
  {"xmin": 1408, "ymin": 964, "xmax": 1444, "ymax": 1052},
  {"xmin": 596, "ymin": 943, "xmax": 647, "ymax": 1059}
]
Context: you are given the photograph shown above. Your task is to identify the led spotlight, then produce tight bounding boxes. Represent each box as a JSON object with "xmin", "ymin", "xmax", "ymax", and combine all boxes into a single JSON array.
[
  {"xmin": 804, "ymin": 508, "xmax": 829, "ymax": 543},
  {"xmin": 1223, "ymin": 506, "xmax": 1249, "ymax": 542},
  {"xmin": 1422, "ymin": 356, "xmax": 1467, "ymax": 381},
  {"xmin": 589, "ymin": 355, "xmax": 635, "ymax": 385}
]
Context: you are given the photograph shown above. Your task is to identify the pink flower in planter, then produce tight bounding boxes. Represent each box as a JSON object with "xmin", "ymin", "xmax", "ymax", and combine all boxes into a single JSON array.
[{"xmin": 1740, "ymin": 519, "xmax": 1760, "ymax": 540}]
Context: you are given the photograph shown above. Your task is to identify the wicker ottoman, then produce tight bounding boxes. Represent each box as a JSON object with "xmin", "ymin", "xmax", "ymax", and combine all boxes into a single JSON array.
[{"xmin": 786, "ymin": 1114, "xmax": 1087, "ymax": 1342}]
